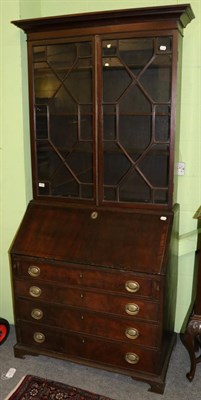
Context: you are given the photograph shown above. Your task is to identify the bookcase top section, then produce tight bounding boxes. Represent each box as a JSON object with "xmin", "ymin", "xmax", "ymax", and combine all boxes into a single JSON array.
[{"xmin": 11, "ymin": 4, "xmax": 194, "ymax": 34}]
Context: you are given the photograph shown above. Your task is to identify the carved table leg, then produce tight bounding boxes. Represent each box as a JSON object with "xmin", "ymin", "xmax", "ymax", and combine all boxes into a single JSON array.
[{"xmin": 181, "ymin": 315, "xmax": 201, "ymax": 381}]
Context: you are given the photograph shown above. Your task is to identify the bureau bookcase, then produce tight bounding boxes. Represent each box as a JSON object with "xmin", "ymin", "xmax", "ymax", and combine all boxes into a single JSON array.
[{"xmin": 10, "ymin": 5, "xmax": 194, "ymax": 394}]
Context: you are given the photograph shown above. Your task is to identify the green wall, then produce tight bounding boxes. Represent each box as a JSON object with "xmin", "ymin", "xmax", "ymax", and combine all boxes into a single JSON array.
[{"xmin": 0, "ymin": 0, "xmax": 200, "ymax": 332}]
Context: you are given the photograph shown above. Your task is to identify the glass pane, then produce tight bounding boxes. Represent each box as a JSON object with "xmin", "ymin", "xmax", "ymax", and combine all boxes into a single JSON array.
[
  {"xmin": 34, "ymin": 62, "xmax": 61, "ymax": 100},
  {"xmin": 154, "ymin": 190, "xmax": 168, "ymax": 204},
  {"xmin": 103, "ymin": 143, "xmax": 131, "ymax": 185},
  {"xmin": 78, "ymin": 42, "xmax": 92, "ymax": 57},
  {"xmin": 103, "ymin": 115, "xmax": 116, "ymax": 140},
  {"xmin": 33, "ymin": 46, "xmax": 46, "ymax": 62},
  {"xmin": 104, "ymin": 186, "xmax": 116, "ymax": 201},
  {"xmin": 35, "ymin": 105, "xmax": 48, "ymax": 139},
  {"xmin": 80, "ymin": 105, "xmax": 93, "ymax": 140},
  {"xmin": 80, "ymin": 184, "xmax": 93, "ymax": 199},
  {"xmin": 66, "ymin": 142, "xmax": 93, "ymax": 183},
  {"xmin": 102, "ymin": 40, "xmax": 118, "ymax": 56},
  {"xmin": 47, "ymin": 43, "xmax": 77, "ymax": 79},
  {"xmin": 33, "ymin": 42, "xmax": 94, "ymax": 200},
  {"xmin": 102, "ymin": 58, "xmax": 132, "ymax": 102},
  {"xmin": 80, "ymin": 114, "xmax": 92, "ymax": 140},
  {"xmin": 38, "ymin": 182, "xmax": 50, "ymax": 195},
  {"xmin": 119, "ymin": 38, "xmax": 154, "ymax": 75},
  {"xmin": 155, "ymin": 105, "xmax": 170, "ymax": 114},
  {"xmin": 119, "ymin": 85, "xmax": 151, "ymax": 113},
  {"xmin": 155, "ymin": 116, "xmax": 170, "ymax": 142},
  {"xmin": 49, "ymin": 114, "xmax": 77, "ymax": 157},
  {"xmin": 64, "ymin": 59, "xmax": 92, "ymax": 103},
  {"xmin": 119, "ymin": 170, "xmax": 151, "ymax": 202},
  {"xmin": 139, "ymin": 145, "xmax": 169, "ymax": 187},
  {"xmin": 103, "ymin": 104, "xmax": 116, "ymax": 113},
  {"xmin": 37, "ymin": 142, "xmax": 61, "ymax": 181},
  {"xmin": 157, "ymin": 37, "xmax": 172, "ymax": 53},
  {"xmin": 139, "ymin": 54, "xmax": 172, "ymax": 102},
  {"xmin": 37, "ymin": 143, "xmax": 80, "ymax": 197},
  {"xmin": 51, "ymin": 165, "xmax": 79, "ymax": 197},
  {"xmin": 119, "ymin": 116, "xmax": 151, "ymax": 161},
  {"xmin": 50, "ymin": 86, "xmax": 77, "ymax": 114},
  {"xmin": 155, "ymin": 104, "xmax": 170, "ymax": 142}
]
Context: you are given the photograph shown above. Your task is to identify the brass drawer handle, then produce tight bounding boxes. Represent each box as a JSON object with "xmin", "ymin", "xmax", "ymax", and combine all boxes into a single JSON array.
[
  {"xmin": 125, "ymin": 303, "xmax": 140, "ymax": 316},
  {"xmin": 125, "ymin": 352, "xmax": 139, "ymax": 364},
  {"xmin": 125, "ymin": 327, "xmax": 139, "ymax": 340},
  {"xmin": 28, "ymin": 265, "xmax": 40, "ymax": 277},
  {"xmin": 125, "ymin": 280, "xmax": 140, "ymax": 293},
  {"xmin": 29, "ymin": 286, "xmax": 42, "ymax": 297},
  {"xmin": 31, "ymin": 308, "xmax": 43, "ymax": 320},
  {"xmin": 33, "ymin": 332, "xmax": 45, "ymax": 343}
]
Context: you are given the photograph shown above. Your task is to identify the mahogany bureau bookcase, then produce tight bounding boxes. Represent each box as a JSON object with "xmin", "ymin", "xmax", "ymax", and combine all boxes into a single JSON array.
[{"xmin": 10, "ymin": 5, "xmax": 194, "ymax": 394}]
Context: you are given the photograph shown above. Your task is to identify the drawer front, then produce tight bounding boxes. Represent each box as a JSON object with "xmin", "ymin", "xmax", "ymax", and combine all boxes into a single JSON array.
[
  {"xmin": 14, "ymin": 280, "xmax": 159, "ymax": 321},
  {"xmin": 16, "ymin": 321, "xmax": 160, "ymax": 374},
  {"xmin": 12, "ymin": 257, "xmax": 161, "ymax": 299},
  {"xmin": 15, "ymin": 299, "xmax": 159, "ymax": 347}
]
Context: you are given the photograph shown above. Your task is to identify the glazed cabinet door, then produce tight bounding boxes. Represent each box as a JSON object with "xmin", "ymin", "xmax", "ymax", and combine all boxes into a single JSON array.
[
  {"xmin": 31, "ymin": 39, "xmax": 95, "ymax": 201},
  {"xmin": 100, "ymin": 35, "xmax": 174, "ymax": 207},
  {"xmin": 30, "ymin": 33, "xmax": 177, "ymax": 207}
]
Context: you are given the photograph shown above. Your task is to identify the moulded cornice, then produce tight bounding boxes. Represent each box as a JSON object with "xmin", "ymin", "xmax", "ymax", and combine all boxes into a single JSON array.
[{"xmin": 11, "ymin": 4, "xmax": 195, "ymax": 33}]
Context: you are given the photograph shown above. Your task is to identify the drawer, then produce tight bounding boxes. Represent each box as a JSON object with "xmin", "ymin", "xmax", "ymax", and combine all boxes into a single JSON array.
[
  {"xmin": 12, "ymin": 257, "xmax": 161, "ymax": 299},
  {"xmin": 14, "ymin": 280, "xmax": 160, "ymax": 321},
  {"xmin": 16, "ymin": 321, "xmax": 160, "ymax": 374},
  {"xmin": 15, "ymin": 298, "xmax": 160, "ymax": 347}
]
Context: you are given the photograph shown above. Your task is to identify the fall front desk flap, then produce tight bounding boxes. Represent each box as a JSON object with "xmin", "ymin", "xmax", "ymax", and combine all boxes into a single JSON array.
[{"xmin": 11, "ymin": 201, "xmax": 174, "ymax": 274}]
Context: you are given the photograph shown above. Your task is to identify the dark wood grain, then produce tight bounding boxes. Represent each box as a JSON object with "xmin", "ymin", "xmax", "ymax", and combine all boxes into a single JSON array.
[{"xmin": 10, "ymin": 4, "xmax": 194, "ymax": 394}]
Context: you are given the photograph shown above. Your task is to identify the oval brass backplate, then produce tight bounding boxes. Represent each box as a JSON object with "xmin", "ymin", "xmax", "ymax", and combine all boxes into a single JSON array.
[
  {"xmin": 125, "ymin": 280, "xmax": 140, "ymax": 293},
  {"xmin": 125, "ymin": 303, "xmax": 140, "ymax": 315},
  {"xmin": 125, "ymin": 327, "xmax": 139, "ymax": 340},
  {"xmin": 28, "ymin": 265, "xmax": 40, "ymax": 277},
  {"xmin": 125, "ymin": 352, "xmax": 139, "ymax": 364},
  {"xmin": 33, "ymin": 332, "xmax": 45, "ymax": 343},
  {"xmin": 29, "ymin": 286, "xmax": 42, "ymax": 298},
  {"xmin": 31, "ymin": 308, "xmax": 43, "ymax": 320}
]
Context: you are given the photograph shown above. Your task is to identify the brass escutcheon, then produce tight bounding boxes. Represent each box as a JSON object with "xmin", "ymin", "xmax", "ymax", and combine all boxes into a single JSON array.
[
  {"xmin": 125, "ymin": 303, "xmax": 140, "ymax": 316},
  {"xmin": 91, "ymin": 211, "xmax": 98, "ymax": 219},
  {"xmin": 125, "ymin": 352, "xmax": 139, "ymax": 364},
  {"xmin": 125, "ymin": 280, "xmax": 140, "ymax": 293},
  {"xmin": 29, "ymin": 286, "xmax": 42, "ymax": 298},
  {"xmin": 125, "ymin": 327, "xmax": 139, "ymax": 340},
  {"xmin": 33, "ymin": 332, "xmax": 45, "ymax": 343},
  {"xmin": 28, "ymin": 265, "xmax": 40, "ymax": 277},
  {"xmin": 31, "ymin": 308, "xmax": 43, "ymax": 320}
]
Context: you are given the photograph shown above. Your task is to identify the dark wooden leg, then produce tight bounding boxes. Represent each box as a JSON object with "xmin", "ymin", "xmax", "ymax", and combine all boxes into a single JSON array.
[
  {"xmin": 131, "ymin": 376, "xmax": 165, "ymax": 394},
  {"xmin": 148, "ymin": 382, "xmax": 165, "ymax": 394},
  {"xmin": 181, "ymin": 315, "xmax": 201, "ymax": 381}
]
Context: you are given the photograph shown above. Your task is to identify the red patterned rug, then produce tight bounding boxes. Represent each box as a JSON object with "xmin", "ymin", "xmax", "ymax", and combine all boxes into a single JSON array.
[{"xmin": 5, "ymin": 375, "xmax": 114, "ymax": 400}]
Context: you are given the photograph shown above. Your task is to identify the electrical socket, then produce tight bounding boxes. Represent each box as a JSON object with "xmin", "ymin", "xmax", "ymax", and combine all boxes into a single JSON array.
[{"xmin": 177, "ymin": 162, "xmax": 185, "ymax": 176}]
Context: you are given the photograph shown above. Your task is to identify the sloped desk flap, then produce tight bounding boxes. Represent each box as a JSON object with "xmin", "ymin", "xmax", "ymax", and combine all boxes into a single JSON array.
[{"xmin": 11, "ymin": 201, "xmax": 174, "ymax": 274}]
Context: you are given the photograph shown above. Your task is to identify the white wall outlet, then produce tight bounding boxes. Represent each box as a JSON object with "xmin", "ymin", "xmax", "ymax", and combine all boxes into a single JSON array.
[{"xmin": 177, "ymin": 162, "xmax": 185, "ymax": 176}]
